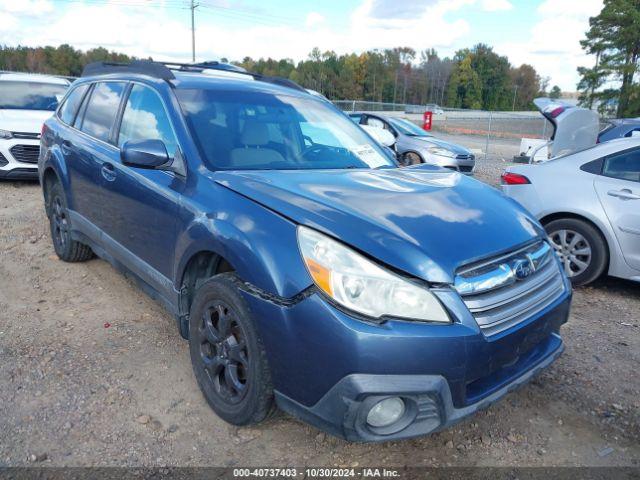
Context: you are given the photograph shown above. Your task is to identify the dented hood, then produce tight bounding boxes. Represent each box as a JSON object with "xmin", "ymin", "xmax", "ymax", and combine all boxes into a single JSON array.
[{"xmin": 213, "ymin": 167, "xmax": 543, "ymax": 284}]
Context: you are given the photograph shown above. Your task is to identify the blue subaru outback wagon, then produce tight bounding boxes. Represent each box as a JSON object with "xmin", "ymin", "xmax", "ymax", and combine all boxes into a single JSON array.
[{"xmin": 39, "ymin": 60, "xmax": 572, "ymax": 442}]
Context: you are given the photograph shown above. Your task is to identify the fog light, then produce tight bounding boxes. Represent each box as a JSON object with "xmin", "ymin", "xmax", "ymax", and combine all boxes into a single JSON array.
[{"xmin": 366, "ymin": 397, "xmax": 405, "ymax": 428}]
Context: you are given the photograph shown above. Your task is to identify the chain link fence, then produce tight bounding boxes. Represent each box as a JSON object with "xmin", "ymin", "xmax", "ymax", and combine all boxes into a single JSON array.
[
  {"xmin": 333, "ymin": 100, "xmax": 550, "ymax": 140},
  {"xmin": 333, "ymin": 100, "xmax": 554, "ymax": 185}
]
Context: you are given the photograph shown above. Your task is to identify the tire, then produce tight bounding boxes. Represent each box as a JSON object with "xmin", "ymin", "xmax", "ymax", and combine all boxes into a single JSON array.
[
  {"xmin": 401, "ymin": 151, "xmax": 423, "ymax": 166},
  {"xmin": 189, "ymin": 273, "xmax": 275, "ymax": 426},
  {"xmin": 47, "ymin": 181, "xmax": 93, "ymax": 262},
  {"xmin": 545, "ymin": 218, "xmax": 608, "ymax": 286}
]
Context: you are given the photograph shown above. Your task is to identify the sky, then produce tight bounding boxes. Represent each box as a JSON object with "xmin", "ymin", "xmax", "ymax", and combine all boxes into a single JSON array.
[{"xmin": 0, "ymin": 0, "xmax": 604, "ymax": 91}]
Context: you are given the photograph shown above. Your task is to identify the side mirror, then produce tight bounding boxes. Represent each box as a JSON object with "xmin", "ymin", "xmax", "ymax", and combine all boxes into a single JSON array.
[{"xmin": 121, "ymin": 139, "xmax": 170, "ymax": 169}]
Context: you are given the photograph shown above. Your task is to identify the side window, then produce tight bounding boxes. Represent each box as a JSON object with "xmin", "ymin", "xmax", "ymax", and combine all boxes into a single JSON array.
[
  {"xmin": 381, "ymin": 120, "xmax": 396, "ymax": 136},
  {"xmin": 367, "ymin": 117, "xmax": 385, "ymax": 129},
  {"xmin": 80, "ymin": 82, "xmax": 126, "ymax": 143},
  {"xmin": 603, "ymin": 149, "xmax": 640, "ymax": 182},
  {"xmin": 118, "ymin": 84, "xmax": 178, "ymax": 157},
  {"xmin": 349, "ymin": 114, "xmax": 362, "ymax": 124},
  {"xmin": 58, "ymin": 84, "xmax": 89, "ymax": 125}
]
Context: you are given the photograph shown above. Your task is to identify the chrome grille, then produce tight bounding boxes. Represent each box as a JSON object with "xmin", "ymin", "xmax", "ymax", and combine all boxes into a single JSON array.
[
  {"xmin": 456, "ymin": 154, "xmax": 475, "ymax": 161},
  {"xmin": 10, "ymin": 144, "xmax": 40, "ymax": 164},
  {"xmin": 455, "ymin": 241, "xmax": 566, "ymax": 336}
]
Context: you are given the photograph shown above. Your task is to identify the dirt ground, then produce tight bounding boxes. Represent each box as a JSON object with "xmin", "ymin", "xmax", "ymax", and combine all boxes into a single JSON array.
[{"xmin": 1, "ymin": 169, "xmax": 639, "ymax": 467}]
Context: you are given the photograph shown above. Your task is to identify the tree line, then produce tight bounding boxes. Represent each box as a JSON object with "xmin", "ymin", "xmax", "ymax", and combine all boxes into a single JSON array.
[
  {"xmin": 577, "ymin": 0, "xmax": 640, "ymax": 117},
  {"xmin": 1, "ymin": 43, "xmax": 557, "ymax": 111},
  {"xmin": 238, "ymin": 44, "xmax": 552, "ymax": 111}
]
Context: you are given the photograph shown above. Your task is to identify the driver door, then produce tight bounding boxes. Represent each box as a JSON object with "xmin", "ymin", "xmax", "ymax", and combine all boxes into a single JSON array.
[{"xmin": 99, "ymin": 83, "xmax": 183, "ymax": 296}]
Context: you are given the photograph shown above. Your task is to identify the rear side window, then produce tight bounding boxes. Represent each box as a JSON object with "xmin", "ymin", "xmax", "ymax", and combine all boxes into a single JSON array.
[
  {"xmin": 603, "ymin": 148, "xmax": 640, "ymax": 182},
  {"xmin": 58, "ymin": 84, "xmax": 89, "ymax": 125},
  {"xmin": 118, "ymin": 84, "xmax": 178, "ymax": 157},
  {"xmin": 580, "ymin": 158, "xmax": 603, "ymax": 175},
  {"xmin": 80, "ymin": 82, "xmax": 126, "ymax": 143}
]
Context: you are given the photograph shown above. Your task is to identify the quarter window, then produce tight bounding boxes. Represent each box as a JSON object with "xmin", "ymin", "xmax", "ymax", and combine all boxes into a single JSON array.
[
  {"xmin": 603, "ymin": 148, "xmax": 640, "ymax": 182},
  {"xmin": 118, "ymin": 85, "xmax": 178, "ymax": 157},
  {"xmin": 58, "ymin": 84, "xmax": 89, "ymax": 125},
  {"xmin": 80, "ymin": 82, "xmax": 126, "ymax": 143}
]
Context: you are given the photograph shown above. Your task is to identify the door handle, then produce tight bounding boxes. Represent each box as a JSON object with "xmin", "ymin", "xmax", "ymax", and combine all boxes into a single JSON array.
[
  {"xmin": 607, "ymin": 189, "xmax": 640, "ymax": 200},
  {"xmin": 101, "ymin": 162, "xmax": 116, "ymax": 182},
  {"xmin": 61, "ymin": 140, "xmax": 73, "ymax": 155}
]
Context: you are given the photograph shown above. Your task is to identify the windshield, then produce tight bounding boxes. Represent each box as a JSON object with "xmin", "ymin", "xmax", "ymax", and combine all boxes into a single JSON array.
[
  {"xmin": 387, "ymin": 117, "xmax": 431, "ymax": 137},
  {"xmin": 0, "ymin": 81, "xmax": 68, "ymax": 111},
  {"xmin": 176, "ymin": 89, "xmax": 395, "ymax": 171}
]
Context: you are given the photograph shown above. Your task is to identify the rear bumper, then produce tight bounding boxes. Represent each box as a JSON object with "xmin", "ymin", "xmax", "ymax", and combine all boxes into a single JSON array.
[{"xmin": 276, "ymin": 333, "xmax": 563, "ymax": 442}]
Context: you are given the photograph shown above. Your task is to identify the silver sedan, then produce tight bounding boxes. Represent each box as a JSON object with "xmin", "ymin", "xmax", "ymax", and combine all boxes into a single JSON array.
[
  {"xmin": 349, "ymin": 113, "xmax": 475, "ymax": 174},
  {"xmin": 501, "ymin": 137, "xmax": 640, "ymax": 286}
]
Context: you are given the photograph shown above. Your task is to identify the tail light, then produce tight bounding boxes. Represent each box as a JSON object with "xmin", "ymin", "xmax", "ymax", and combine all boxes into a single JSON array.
[
  {"xmin": 549, "ymin": 106, "xmax": 565, "ymax": 118},
  {"xmin": 501, "ymin": 172, "xmax": 531, "ymax": 185}
]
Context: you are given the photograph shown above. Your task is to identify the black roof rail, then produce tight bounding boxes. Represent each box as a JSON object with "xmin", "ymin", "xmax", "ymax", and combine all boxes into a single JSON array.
[
  {"xmin": 82, "ymin": 61, "xmax": 176, "ymax": 80},
  {"xmin": 158, "ymin": 60, "xmax": 247, "ymax": 73},
  {"xmin": 156, "ymin": 60, "xmax": 307, "ymax": 93},
  {"xmin": 81, "ymin": 59, "xmax": 307, "ymax": 93}
]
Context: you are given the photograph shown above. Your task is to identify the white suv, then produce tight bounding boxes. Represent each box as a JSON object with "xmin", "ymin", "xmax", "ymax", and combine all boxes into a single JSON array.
[{"xmin": 0, "ymin": 72, "xmax": 70, "ymax": 179}]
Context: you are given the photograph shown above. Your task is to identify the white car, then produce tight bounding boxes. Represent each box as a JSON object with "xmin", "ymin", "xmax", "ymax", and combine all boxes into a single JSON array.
[
  {"xmin": 502, "ymin": 137, "xmax": 640, "ymax": 286},
  {"xmin": 0, "ymin": 72, "xmax": 70, "ymax": 179}
]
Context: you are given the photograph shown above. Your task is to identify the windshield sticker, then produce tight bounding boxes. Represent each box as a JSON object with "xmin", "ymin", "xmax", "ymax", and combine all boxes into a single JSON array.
[{"xmin": 351, "ymin": 144, "xmax": 388, "ymax": 168}]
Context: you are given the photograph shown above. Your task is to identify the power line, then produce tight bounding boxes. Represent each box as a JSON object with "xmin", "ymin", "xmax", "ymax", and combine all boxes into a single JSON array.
[
  {"xmin": 51, "ymin": 0, "xmax": 190, "ymax": 9},
  {"xmin": 197, "ymin": 6, "xmax": 300, "ymax": 29},
  {"xmin": 197, "ymin": 0, "xmax": 300, "ymax": 25}
]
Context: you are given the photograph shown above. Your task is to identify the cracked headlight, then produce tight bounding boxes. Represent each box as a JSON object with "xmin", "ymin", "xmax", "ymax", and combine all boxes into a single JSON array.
[
  {"xmin": 0, "ymin": 129, "xmax": 13, "ymax": 140},
  {"xmin": 297, "ymin": 226, "xmax": 450, "ymax": 323},
  {"xmin": 427, "ymin": 147, "xmax": 455, "ymax": 158}
]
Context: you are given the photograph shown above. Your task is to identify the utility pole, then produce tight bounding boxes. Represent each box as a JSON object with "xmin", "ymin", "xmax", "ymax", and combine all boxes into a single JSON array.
[
  {"xmin": 190, "ymin": 0, "xmax": 198, "ymax": 63},
  {"xmin": 512, "ymin": 84, "xmax": 518, "ymax": 111}
]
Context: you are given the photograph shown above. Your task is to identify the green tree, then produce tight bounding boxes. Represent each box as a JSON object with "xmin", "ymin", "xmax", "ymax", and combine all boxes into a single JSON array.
[
  {"xmin": 578, "ymin": 0, "xmax": 640, "ymax": 117},
  {"xmin": 447, "ymin": 54, "xmax": 482, "ymax": 109},
  {"xmin": 510, "ymin": 64, "xmax": 541, "ymax": 110},
  {"xmin": 469, "ymin": 44, "xmax": 512, "ymax": 110},
  {"xmin": 549, "ymin": 85, "xmax": 562, "ymax": 99}
]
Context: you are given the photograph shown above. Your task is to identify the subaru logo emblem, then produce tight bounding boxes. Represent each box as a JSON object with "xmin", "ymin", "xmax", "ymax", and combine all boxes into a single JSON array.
[{"xmin": 512, "ymin": 258, "xmax": 534, "ymax": 280}]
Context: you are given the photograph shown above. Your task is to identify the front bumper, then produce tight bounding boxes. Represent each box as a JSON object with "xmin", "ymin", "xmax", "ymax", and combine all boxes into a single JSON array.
[
  {"xmin": 243, "ymin": 280, "xmax": 571, "ymax": 442},
  {"xmin": 276, "ymin": 333, "xmax": 563, "ymax": 442},
  {"xmin": 424, "ymin": 152, "xmax": 475, "ymax": 175},
  {"xmin": 0, "ymin": 138, "xmax": 39, "ymax": 179}
]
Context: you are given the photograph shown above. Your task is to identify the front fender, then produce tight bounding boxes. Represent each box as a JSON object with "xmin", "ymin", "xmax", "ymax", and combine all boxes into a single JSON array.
[{"xmin": 174, "ymin": 185, "xmax": 313, "ymax": 299}]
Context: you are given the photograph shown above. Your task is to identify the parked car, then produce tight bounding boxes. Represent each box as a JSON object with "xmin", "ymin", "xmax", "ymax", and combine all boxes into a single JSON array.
[
  {"xmin": 598, "ymin": 118, "xmax": 640, "ymax": 143},
  {"xmin": 425, "ymin": 104, "xmax": 445, "ymax": 115},
  {"xmin": 532, "ymin": 98, "xmax": 599, "ymax": 161},
  {"xmin": 502, "ymin": 137, "xmax": 640, "ymax": 286},
  {"xmin": 404, "ymin": 104, "xmax": 444, "ymax": 115},
  {"xmin": 40, "ymin": 60, "xmax": 571, "ymax": 442},
  {"xmin": 349, "ymin": 113, "xmax": 475, "ymax": 173},
  {"xmin": 0, "ymin": 72, "xmax": 69, "ymax": 179}
]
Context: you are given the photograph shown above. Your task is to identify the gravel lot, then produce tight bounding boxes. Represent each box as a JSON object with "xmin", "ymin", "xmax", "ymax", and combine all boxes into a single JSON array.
[{"xmin": 0, "ymin": 160, "xmax": 639, "ymax": 467}]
